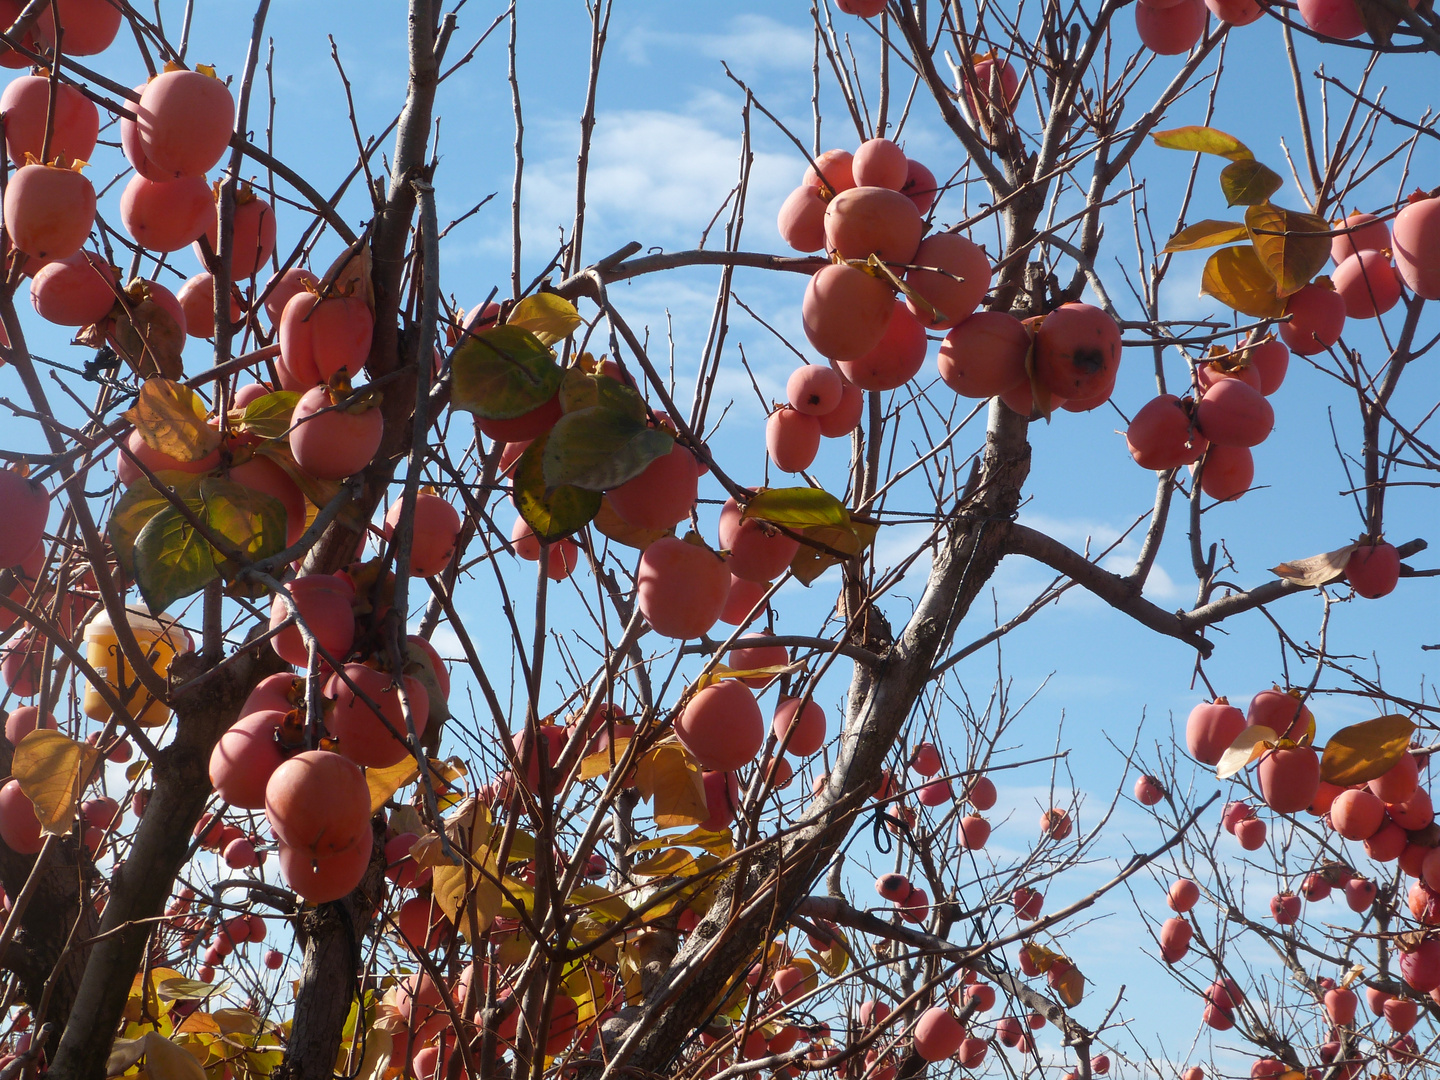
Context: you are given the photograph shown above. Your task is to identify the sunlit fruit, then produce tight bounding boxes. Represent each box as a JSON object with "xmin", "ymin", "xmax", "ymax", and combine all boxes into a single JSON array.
[
  {"xmin": 905, "ymin": 233, "xmax": 991, "ymax": 330},
  {"xmin": 279, "ymin": 293, "xmax": 374, "ymax": 387},
  {"xmin": 818, "ymin": 381, "xmax": 865, "ymax": 437},
  {"xmin": 636, "ymin": 535, "xmax": 730, "ymax": 639},
  {"xmin": 199, "ymin": 188, "xmax": 276, "ymax": 279},
  {"xmin": 1204, "ymin": 0, "xmax": 1262, "ymax": 23},
  {"xmin": 1297, "ymin": 0, "xmax": 1365, "ymax": 37},
  {"xmin": 5, "ymin": 162, "xmax": 96, "ymax": 260},
  {"xmin": 1247, "ymin": 338, "xmax": 1289, "ymax": 395},
  {"xmin": 802, "ymin": 263, "xmax": 895, "ymax": 362},
  {"xmin": 1159, "ymin": 916, "xmax": 1192, "ymax": 961},
  {"xmin": 787, "ymin": 364, "xmax": 844, "ymax": 415},
  {"xmin": 137, "ymin": 67, "xmax": 235, "ymax": 179},
  {"xmin": 901, "ymin": 158, "xmax": 937, "ymax": 215},
  {"xmin": 1168, "ymin": 878, "xmax": 1200, "ymax": 912},
  {"xmin": 913, "ymin": 1008, "xmax": 965, "ymax": 1061},
  {"xmin": 268, "ymin": 573, "xmax": 356, "ymax": 667},
  {"xmin": 383, "ymin": 492, "xmax": 461, "ymax": 577},
  {"xmin": 1127, "ymin": 394, "xmax": 1206, "ymax": 470},
  {"xmin": 228, "ymin": 455, "xmax": 305, "ymax": 547},
  {"xmin": 509, "ymin": 518, "xmax": 579, "ymax": 582},
  {"xmin": 1136, "ymin": 0, "xmax": 1208, "ymax": 53},
  {"xmin": 1040, "ymin": 808, "xmax": 1072, "ymax": 839},
  {"xmin": 325, "ymin": 663, "xmax": 429, "ymax": 769},
  {"xmin": 1135, "ymin": 775, "xmax": 1164, "ymax": 804},
  {"xmin": 290, "ymin": 384, "xmax": 384, "ymax": 479},
  {"xmin": 36, "ymin": 0, "xmax": 123, "ymax": 54},
  {"xmin": 851, "ymin": 139, "xmax": 907, "ymax": 190},
  {"xmin": 209, "ymin": 709, "xmax": 286, "ymax": 810},
  {"xmin": 957, "ymin": 815, "xmax": 990, "ymax": 849},
  {"xmin": 265, "ymin": 749, "xmax": 371, "ymax": 858},
  {"xmin": 964, "ymin": 53, "xmax": 1021, "ymax": 116},
  {"xmin": 720, "ymin": 497, "xmax": 799, "ymax": 582},
  {"xmin": 719, "ymin": 575, "xmax": 769, "ymax": 625},
  {"xmin": 1333, "ymin": 249, "xmax": 1401, "ymax": 318},
  {"xmin": 824, "ymin": 185, "xmax": 924, "ymax": 266},
  {"xmin": 29, "ymin": 247, "xmax": 116, "ymax": 327},
  {"xmin": 777, "ymin": 185, "xmax": 827, "ymax": 252},
  {"xmin": 1196, "ymin": 380, "xmax": 1273, "ymax": 447},
  {"xmin": 910, "ymin": 743, "xmax": 941, "ymax": 776},
  {"xmin": 837, "ymin": 299, "xmax": 927, "ymax": 390},
  {"xmin": 1034, "ymin": 303, "xmax": 1120, "ymax": 401},
  {"xmin": 262, "ymin": 266, "xmax": 319, "ymax": 325},
  {"xmin": 1279, "ymin": 283, "xmax": 1346, "ymax": 355},
  {"xmin": 729, "ymin": 635, "xmax": 787, "ymax": 688},
  {"xmin": 4, "ymin": 705, "xmax": 54, "ymax": 745},
  {"xmin": 119, "ymin": 173, "xmax": 215, "ymax": 252},
  {"xmin": 803, "ymin": 149, "xmax": 855, "ymax": 194},
  {"xmin": 1194, "ymin": 444, "xmax": 1253, "ymax": 501},
  {"xmin": 1012, "ymin": 887, "xmax": 1043, "ymax": 919},
  {"xmin": 475, "ymin": 391, "xmax": 563, "ymax": 443},
  {"xmin": 1331, "ymin": 788, "xmax": 1385, "ymax": 840},
  {"xmin": 1346, "ymin": 541, "xmax": 1400, "ymax": 598},
  {"xmin": 1, "ymin": 75, "xmax": 99, "ymax": 167},
  {"xmin": 1247, "ymin": 687, "xmax": 1312, "ymax": 740},
  {"xmin": 767, "ymin": 407, "xmax": 821, "ymax": 472},
  {"xmin": 1234, "ymin": 816, "xmax": 1266, "ymax": 850},
  {"xmin": 676, "ymin": 680, "xmax": 763, "ymax": 771},
  {"xmin": 1257, "ymin": 745, "xmax": 1320, "ymax": 814},
  {"xmin": 177, "ymin": 272, "xmax": 245, "ymax": 338},
  {"xmin": 1392, "ymin": 195, "xmax": 1440, "ymax": 299},
  {"xmin": 936, "ymin": 311, "xmax": 1028, "ymax": 398},
  {"xmin": 276, "ymin": 827, "xmax": 372, "ymax": 904},
  {"xmin": 1329, "ymin": 211, "xmax": 1391, "ymax": 265},
  {"xmin": 772, "ymin": 697, "xmax": 825, "ymax": 756},
  {"xmin": 701, "ymin": 770, "xmax": 741, "ymax": 831},
  {"xmin": 0, "ymin": 468, "xmax": 50, "ymax": 567},
  {"xmin": 1185, "ymin": 698, "xmax": 1244, "ymax": 765}
]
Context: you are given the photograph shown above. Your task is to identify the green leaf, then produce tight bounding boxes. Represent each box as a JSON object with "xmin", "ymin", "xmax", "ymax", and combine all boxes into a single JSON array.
[
  {"xmin": 558, "ymin": 364, "xmax": 647, "ymax": 420},
  {"xmin": 506, "ymin": 294, "xmax": 583, "ymax": 346},
  {"xmin": 450, "ymin": 325, "xmax": 562, "ymax": 420},
  {"xmin": 743, "ymin": 488, "xmax": 850, "ymax": 531},
  {"xmin": 1245, "ymin": 203, "xmax": 1332, "ymax": 298},
  {"xmin": 1220, "ymin": 160, "xmax": 1284, "ymax": 207},
  {"xmin": 1151, "ymin": 126, "xmax": 1253, "ymax": 161},
  {"xmin": 1200, "ymin": 246, "xmax": 1287, "ymax": 318},
  {"xmin": 108, "ymin": 473, "xmax": 195, "ymax": 578},
  {"xmin": 513, "ymin": 433, "xmax": 600, "ymax": 542},
  {"xmin": 238, "ymin": 391, "xmax": 300, "ymax": 440},
  {"xmin": 1320, "ymin": 714, "xmax": 1415, "ymax": 786},
  {"xmin": 202, "ymin": 476, "xmax": 288, "ymax": 570},
  {"xmin": 1163, "ymin": 220, "xmax": 1252, "ymax": 253},
  {"xmin": 543, "ymin": 408, "xmax": 675, "ymax": 492},
  {"xmin": 133, "ymin": 504, "xmax": 220, "ymax": 614}
]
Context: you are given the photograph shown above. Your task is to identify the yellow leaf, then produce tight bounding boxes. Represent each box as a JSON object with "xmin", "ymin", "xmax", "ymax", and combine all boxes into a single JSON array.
[
  {"xmin": 1151, "ymin": 126, "xmax": 1253, "ymax": 160},
  {"xmin": 806, "ymin": 927, "xmax": 849, "ymax": 978},
  {"xmin": 429, "ymin": 864, "xmax": 502, "ymax": 943},
  {"xmin": 365, "ymin": 758, "xmax": 418, "ymax": 813},
  {"xmin": 1272, "ymin": 544, "xmax": 1359, "ymax": 587},
  {"xmin": 630, "ymin": 848, "xmax": 702, "ymax": 878},
  {"xmin": 1021, "ymin": 942, "xmax": 1063, "ymax": 973},
  {"xmin": 1216, "ymin": 726, "xmax": 1277, "ymax": 779},
  {"xmin": 13, "ymin": 729, "xmax": 102, "ymax": 835},
  {"xmin": 567, "ymin": 883, "xmax": 632, "ymax": 922},
  {"xmin": 174, "ymin": 1013, "xmax": 221, "ymax": 1036},
  {"xmin": 628, "ymin": 826, "xmax": 734, "ymax": 857},
  {"xmin": 123, "ymin": 379, "xmax": 220, "ymax": 464},
  {"xmin": 1163, "ymin": 220, "xmax": 1251, "ymax": 253},
  {"xmin": 1246, "ymin": 203, "xmax": 1332, "ymax": 297},
  {"xmin": 696, "ymin": 661, "xmax": 805, "ymax": 691},
  {"xmin": 108, "ymin": 1037, "xmax": 149, "ymax": 1077},
  {"xmin": 142, "ymin": 1033, "xmax": 206, "ymax": 1080},
  {"xmin": 580, "ymin": 737, "xmax": 632, "ymax": 780},
  {"xmin": 506, "ymin": 294, "xmax": 582, "ymax": 346},
  {"xmin": 1321, "ymin": 715, "xmax": 1415, "ymax": 786},
  {"xmin": 353, "ymin": 1027, "xmax": 391, "ymax": 1080},
  {"xmin": 1200, "ymin": 246, "xmax": 1286, "ymax": 318},
  {"xmin": 593, "ymin": 497, "xmax": 671, "ymax": 550},
  {"xmin": 633, "ymin": 744, "xmax": 708, "ymax": 828},
  {"xmin": 1053, "ymin": 964, "xmax": 1085, "ymax": 1007},
  {"xmin": 157, "ymin": 977, "xmax": 226, "ymax": 1001}
]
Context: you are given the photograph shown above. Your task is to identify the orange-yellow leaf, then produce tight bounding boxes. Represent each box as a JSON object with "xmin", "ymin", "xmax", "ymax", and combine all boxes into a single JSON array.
[
  {"xmin": 1200, "ymin": 246, "xmax": 1286, "ymax": 318},
  {"xmin": 1320, "ymin": 715, "xmax": 1415, "ymax": 786},
  {"xmin": 13, "ymin": 729, "xmax": 101, "ymax": 836}
]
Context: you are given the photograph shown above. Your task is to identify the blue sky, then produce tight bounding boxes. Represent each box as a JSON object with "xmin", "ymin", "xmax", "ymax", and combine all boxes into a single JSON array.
[{"xmin": 2, "ymin": 1, "xmax": 1438, "ymax": 1072}]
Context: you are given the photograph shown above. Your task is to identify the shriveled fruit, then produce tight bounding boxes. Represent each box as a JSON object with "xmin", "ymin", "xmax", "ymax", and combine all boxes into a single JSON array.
[
  {"xmin": 801, "ymin": 263, "xmax": 895, "ymax": 362},
  {"xmin": 1332, "ymin": 249, "xmax": 1401, "ymax": 318},
  {"xmin": 1345, "ymin": 542, "xmax": 1400, "ymax": 598},
  {"xmin": 325, "ymin": 663, "xmax": 429, "ymax": 769},
  {"xmin": 905, "ymin": 233, "xmax": 991, "ymax": 330},
  {"xmin": 1185, "ymin": 698, "xmax": 1245, "ymax": 765},
  {"xmin": 289, "ymin": 384, "xmax": 384, "ymax": 479},
  {"xmin": 720, "ymin": 497, "xmax": 799, "ymax": 582},
  {"xmin": 1033, "ymin": 303, "xmax": 1120, "ymax": 401},
  {"xmin": 823, "ymin": 186, "xmax": 924, "ymax": 264},
  {"xmin": 1279, "ymin": 283, "xmax": 1346, "ymax": 355},
  {"xmin": 676, "ymin": 680, "xmax": 763, "ymax": 771},
  {"xmin": 837, "ymin": 299, "xmax": 927, "ymax": 390},
  {"xmin": 1393, "ymin": 195, "xmax": 1440, "ymax": 300},
  {"xmin": 264, "ymin": 750, "xmax": 371, "ymax": 858},
  {"xmin": 1127, "ymin": 394, "xmax": 1207, "ymax": 470},
  {"xmin": 119, "ymin": 174, "xmax": 214, "ymax": 252},
  {"xmin": 937, "ymin": 310, "xmax": 1029, "ymax": 398},
  {"xmin": 1136, "ymin": 0, "xmax": 1208, "ymax": 53},
  {"xmin": 1256, "ymin": 745, "xmax": 1320, "ymax": 814},
  {"xmin": 137, "ymin": 68, "xmax": 235, "ymax": 179},
  {"xmin": 766, "ymin": 407, "xmax": 821, "ymax": 472},
  {"xmin": 209, "ymin": 709, "xmax": 286, "ymax": 810},
  {"xmin": 383, "ymin": 492, "xmax": 461, "ymax": 577},
  {"xmin": 268, "ymin": 573, "xmax": 356, "ymax": 667},
  {"xmin": 1, "ymin": 76, "xmax": 99, "ymax": 167},
  {"xmin": 636, "ymin": 535, "xmax": 730, "ymax": 639},
  {"xmin": 4, "ymin": 163, "xmax": 96, "ymax": 260}
]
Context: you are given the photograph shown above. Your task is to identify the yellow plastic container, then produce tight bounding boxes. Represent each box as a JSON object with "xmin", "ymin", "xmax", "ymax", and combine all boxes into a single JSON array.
[{"xmin": 82, "ymin": 609, "xmax": 191, "ymax": 726}]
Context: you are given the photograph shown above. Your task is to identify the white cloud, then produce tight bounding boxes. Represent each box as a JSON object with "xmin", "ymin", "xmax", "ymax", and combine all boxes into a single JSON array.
[{"xmin": 621, "ymin": 15, "xmax": 814, "ymax": 75}]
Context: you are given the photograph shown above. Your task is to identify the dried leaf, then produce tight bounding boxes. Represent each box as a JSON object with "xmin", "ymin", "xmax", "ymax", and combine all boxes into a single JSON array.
[
  {"xmin": 1246, "ymin": 203, "xmax": 1333, "ymax": 297},
  {"xmin": 1151, "ymin": 126, "xmax": 1253, "ymax": 160},
  {"xmin": 107, "ymin": 1036, "xmax": 148, "ymax": 1077},
  {"xmin": 1162, "ymin": 220, "xmax": 1250, "ymax": 253},
  {"xmin": 324, "ymin": 243, "xmax": 374, "ymax": 311},
  {"xmin": 1320, "ymin": 715, "xmax": 1415, "ymax": 786},
  {"xmin": 157, "ymin": 977, "xmax": 227, "ymax": 1001},
  {"xmin": 627, "ymin": 827, "xmax": 734, "ymax": 857},
  {"xmin": 365, "ymin": 758, "xmax": 418, "ymax": 813},
  {"xmin": 113, "ymin": 282, "xmax": 187, "ymax": 380},
  {"xmin": 1216, "ymin": 725, "xmax": 1277, "ymax": 780},
  {"xmin": 430, "ymin": 865, "xmax": 502, "ymax": 944},
  {"xmin": 173, "ymin": 1012, "xmax": 221, "ymax": 1036},
  {"xmin": 1200, "ymin": 246, "xmax": 1286, "ymax": 318},
  {"xmin": 1272, "ymin": 544, "xmax": 1359, "ymax": 587},
  {"xmin": 507, "ymin": 293, "xmax": 583, "ymax": 346},
  {"xmin": 124, "ymin": 379, "xmax": 220, "ymax": 463},
  {"xmin": 1053, "ymin": 964, "xmax": 1085, "ymax": 1007},
  {"xmin": 580, "ymin": 737, "xmax": 631, "ymax": 780},
  {"xmin": 13, "ymin": 729, "xmax": 101, "ymax": 835}
]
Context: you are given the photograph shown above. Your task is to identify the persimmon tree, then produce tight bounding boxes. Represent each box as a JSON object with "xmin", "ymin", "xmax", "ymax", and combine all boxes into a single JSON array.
[{"xmin": 0, "ymin": 2, "xmax": 1436, "ymax": 1080}]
